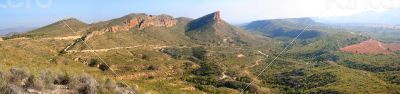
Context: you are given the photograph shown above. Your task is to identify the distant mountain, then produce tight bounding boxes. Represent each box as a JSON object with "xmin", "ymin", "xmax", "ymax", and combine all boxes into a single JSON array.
[
  {"xmin": 316, "ymin": 8, "xmax": 400, "ymax": 24},
  {"xmin": 244, "ymin": 17, "xmax": 323, "ymax": 39},
  {"xmin": 6, "ymin": 18, "xmax": 88, "ymax": 39},
  {"xmin": 0, "ymin": 27, "xmax": 35, "ymax": 36}
]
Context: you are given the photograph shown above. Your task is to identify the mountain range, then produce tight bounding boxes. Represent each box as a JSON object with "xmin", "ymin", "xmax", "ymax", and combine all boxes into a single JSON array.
[
  {"xmin": 316, "ymin": 8, "xmax": 400, "ymax": 24},
  {"xmin": 1, "ymin": 11, "xmax": 400, "ymax": 94}
]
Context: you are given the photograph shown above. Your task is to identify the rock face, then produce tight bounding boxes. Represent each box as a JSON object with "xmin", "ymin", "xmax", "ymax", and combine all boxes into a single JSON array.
[
  {"xmin": 107, "ymin": 14, "xmax": 177, "ymax": 32},
  {"xmin": 79, "ymin": 14, "xmax": 178, "ymax": 42},
  {"xmin": 213, "ymin": 11, "xmax": 222, "ymax": 23},
  {"xmin": 185, "ymin": 11, "xmax": 255, "ymax": 46},
  {"xmin": 187, "ymin": 11, "xmax": 222, "ymax": 31}
]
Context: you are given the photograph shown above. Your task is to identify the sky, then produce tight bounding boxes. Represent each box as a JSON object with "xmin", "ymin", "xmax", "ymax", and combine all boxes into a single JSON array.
[{"xmin": 1, "ymin": 0, "xmax": 400, "ymax": 29}]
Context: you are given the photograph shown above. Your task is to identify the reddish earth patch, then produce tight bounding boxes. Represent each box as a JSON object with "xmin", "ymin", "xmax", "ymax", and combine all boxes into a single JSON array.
[
  {"xmin": 340, "ymin": 39, "xmax": 400, "ymax": 54},
  {"xmin": 384, "ymin": 43, "xmax": 400, "ymax": 51}
]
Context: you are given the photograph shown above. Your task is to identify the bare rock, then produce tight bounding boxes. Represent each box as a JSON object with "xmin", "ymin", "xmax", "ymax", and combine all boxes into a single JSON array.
[
  {"xmin": 138, "ymin": 15, "xmax": 177, "ymax": 30},
  {"xmin": 108, "ymin": 14, "xmax": 177, "ymax": 32},
  {"xmin": 237, "ymin": 54, "xmax": 245, "ymax": 58}
]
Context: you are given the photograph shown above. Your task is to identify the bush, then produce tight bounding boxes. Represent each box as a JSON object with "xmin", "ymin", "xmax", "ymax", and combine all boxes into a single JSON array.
[
  {"xmin": 236, "ymin": 76, "xmax": 252, "ymax": 83},
  {"xmin": 76, "ymin": 75, "xmax": 98, "ymax": 94},
  {"xmin": 192, "ymin": 47, "xmax": 207, "ymax": 60},
  {"xmin": 104, "ymin": 78, "xmax": 117, "ymax": 90},
  {"xmin": 220, "ymin": 81, "xmax": 260, "ymax": 94},
  {"xmin": 0, "ymin": 67, "xmax": 106, "ymax": 93},
  {"xmin": 23, "ymin": 75, "xmax": 45, "ymax": 91},
  {"xmin": 23, "ymin": 75, "xmax": 35, "ymax": 89},
  {"xmin": 99, "ymin": 63, "xmax": 110, "ymax": 71},
  {"xmin": 39, "ymin": 70, "xmax": 56, "ymax": 89},
  {"xmin": 272, "ymin": 69, "xmax": 337, "ymax": 93},
  {"xmin": 54, "ymin": 73, "xmax": 71, "ymax": 85},
  {"xmin": 0, "ymin": 71, "xmax": 3, "ymax": 79},
  {"xmin": 309, "ymin": 89, "xmax": 343, "ymax": 94},
  {"xmin": 341, "ymin": 60, "xmax": 399, "ymax": 72},
  {"xmin": 147, "ymin": 65, "xmax": 158, "ymax": 70},
  {"xmin": 8, "ymin": 68, "xmax": 28, "ymax": 84},
  {"xmin": 88, "ymin": 59, "xmax": 99, "ymax": 67},
  {"xmin": 0, "ymin": 84, "xmax": 23, "ymax": 94}
]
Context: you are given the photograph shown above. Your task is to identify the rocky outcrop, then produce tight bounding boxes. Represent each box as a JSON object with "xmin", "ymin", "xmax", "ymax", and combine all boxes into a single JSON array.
[
  {"xmin": 0, "ymin": 37, "xmax": 3, "ymax": 41},
  {"xmin": 213, "ymin": 11, "xmax": 222, "ymax": 23},
  {"xmin": 107, "ymin": 14, "xmax": 177, "ymax": 32},
  {"xmin": 187, "ymin": 11, "xmax": 222, "ymax": 31}
]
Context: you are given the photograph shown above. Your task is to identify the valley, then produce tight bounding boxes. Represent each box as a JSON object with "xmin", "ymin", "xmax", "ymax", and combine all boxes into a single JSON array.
[{"xmin": 0, "ymin": 11, "xmax": 400, "ymax": 94}]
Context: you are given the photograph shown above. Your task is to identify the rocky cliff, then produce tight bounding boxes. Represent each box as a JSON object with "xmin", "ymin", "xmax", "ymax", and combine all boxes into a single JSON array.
[
  {"xmin": 77, "ymin": 14, "xmax": 178, "ymax": 42},
  {"xmin": 187, "ymin": 11, "xmax": 221, "ymax": 31},
  {"xmin": 106, "ymin": 14, "xmax": 177, "ymax": 32}
]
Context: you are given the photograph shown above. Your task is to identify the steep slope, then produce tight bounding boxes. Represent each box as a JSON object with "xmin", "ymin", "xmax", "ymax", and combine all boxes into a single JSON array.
[
  {"xmin": 97, "ymin": 13, "xmax": 177, "ymax": 32},
  {"xmin": 7, "ymin": 18, "xmax": 88, "ymax": 39},
  {"xmin": 66, "ymin": 13, "xmax": 194, "ymax": 50},
  {"xmin": 185, "ymin": 11, "xmax": 263, "ymax": 46}
]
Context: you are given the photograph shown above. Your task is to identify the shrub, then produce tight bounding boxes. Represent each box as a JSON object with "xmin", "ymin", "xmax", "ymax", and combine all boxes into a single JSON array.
[
  {"xmin": 220, "ymin": 81, "xmax": 260, "ymax": 94},
  {"xmin": 76, "ymin": 75, "xmax": 98, "ymax": 94},
  {"xmin": 104, "ymin": 78, "xmax": 117, "ymax": 90},
  {"xmin": 147, "ymin": 65, "xmax": 158, "ymax": 70},
  {"xmin": 39, "ymin": 70, "xmax": 56, "ymax": 89},
  {"xmin": 88, "ymin": 59, "xmax": 99, "ymax": 67},
  {"xmin": 8, "ymin": 68, "xmax": 28, "ymax": 84},
  {"xmin": 0, "ymin": 71, "xmax": 3, "ymax": 79},
  {"xmin": 99, "ymin": 63, "xmax": 110, "ymax": 71},
  {"xmin": 193, "ymin": 62, "xmax": 222, "ymax": 76},
  {"xmin": 54, "ymin": 73, "xmax": 71, "ymax": 85},
  {"xmin": 272, "ymin": 69, "xmax": 337, "ymax": 93},
  {"xmin": 236, "ymin": 76, "xmax": 252, "ymax": 83},
  {"xmin": 23, "ymin": 75, "xmax": 35, "ymax": 89},
  {"xmin": 192, "ymin": 47, "xmax": 207, "ymax": 60},
  {"xmin": 23, "ymin": 75, "xmax": 44, "ymax": 91},
  {"xmin": 309, "ymin": 89, "xmax": 343, "ymax": 94},
  {"xmin": 0, "ymin": 84, "xmax": 23, "ymax": 94}
]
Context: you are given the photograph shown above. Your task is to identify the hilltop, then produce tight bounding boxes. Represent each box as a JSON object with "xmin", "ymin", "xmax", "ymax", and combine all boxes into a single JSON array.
[{"xmin": 185, "ymin": 11, "xmax": 266, "ymax": 46}]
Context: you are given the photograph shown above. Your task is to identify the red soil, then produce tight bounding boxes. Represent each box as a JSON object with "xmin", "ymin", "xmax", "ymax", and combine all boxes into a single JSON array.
[{"xmin": 339, "ymin": 39, "xmax": 400, "ymax": 54}]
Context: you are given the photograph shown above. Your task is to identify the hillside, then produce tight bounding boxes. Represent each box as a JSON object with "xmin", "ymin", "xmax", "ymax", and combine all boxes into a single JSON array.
[
  {"xmin": 340, "ymin": 39, "xmax": 400, "ymax": 54},
  {"xmin": 5, "ymin": 18, "xmax": 88, "ymax": 39},
  {"xmin": 244, "ymin": 18, "xmax": 322, "ymax": 39},
  {"xmin": 185, "ymin": 11, "xmax": 266, "ymax": 46},
  {"xmin": 1, "ymin": 11, "xmax": 400, "ymax": 94}
]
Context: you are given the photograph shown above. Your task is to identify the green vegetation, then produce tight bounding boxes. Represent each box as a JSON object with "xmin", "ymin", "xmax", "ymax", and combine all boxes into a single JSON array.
[
  {"xmin": 1, "ymin": 11, "xmax": 400, "ymax": 94},
  {"xmin": 269, "ymin": 69, "xmax": 337, "ymax": 93},
  {"xmin": 0, "ymin": 67, "xmax": 133, "ymax": 94}
]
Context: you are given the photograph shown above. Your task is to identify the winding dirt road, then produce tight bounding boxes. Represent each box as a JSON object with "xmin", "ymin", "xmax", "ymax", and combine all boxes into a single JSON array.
[{"xmin": 66, "ymin": 45, "xmax": 143, "ymax": 53}]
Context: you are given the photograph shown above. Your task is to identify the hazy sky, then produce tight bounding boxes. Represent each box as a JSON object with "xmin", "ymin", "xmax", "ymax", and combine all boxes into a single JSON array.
[{"xmin": 1, "ymin": 0, "xmax": 400, "ymax": 29}]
